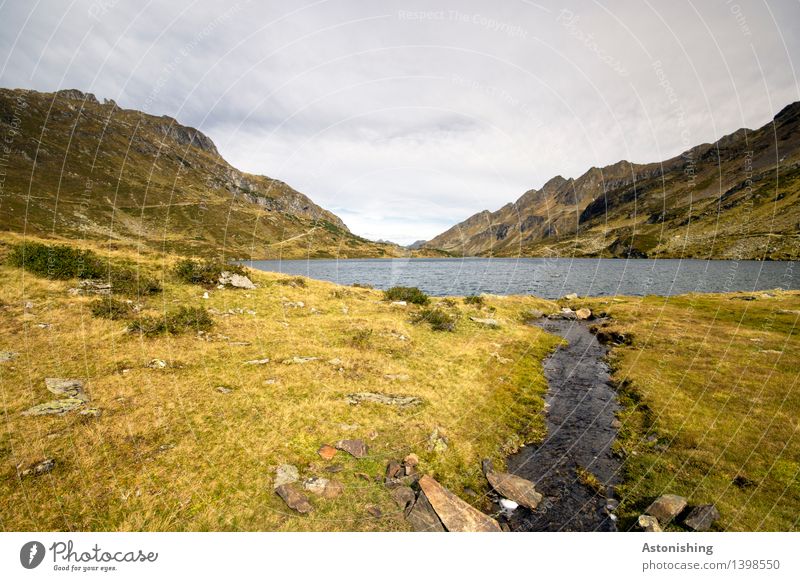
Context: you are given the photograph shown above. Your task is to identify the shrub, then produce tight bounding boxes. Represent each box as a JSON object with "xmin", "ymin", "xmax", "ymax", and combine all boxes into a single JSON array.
[
  {"xmin": 351, "ymin": 282, "xmax": 374, "ymax": 289},
  {"xmin": 464, "ymin": 295, "xmax": 485, "ymax": 307},
  {"xmin": 174, "ymin": 258, "xmax": 245, "ymax": 286},
  {"xmin": 383, "ymin": 286, "xmax": 429, "ymax": 305},
  {"xmin": 90, "ymin": 297, "xmax": 132, "ymax": 320},
  {"xmin": 412, "ymin": 307, "xmax": 457, "ymax": 332},
  {"xmin": 107, "ymin": 266, "xmax": 162, "ymax": 296},
  {"xmin": 128, "ymin": 306, "xmax": 214, "ymax": 336},
  {"xmin": 277, "ymin": 276, "xmax": 307, "ymax": 288}
]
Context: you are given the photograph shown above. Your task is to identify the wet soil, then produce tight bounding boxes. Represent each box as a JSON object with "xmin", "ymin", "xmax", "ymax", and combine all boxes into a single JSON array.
[{"xmin": 502, "ymin": 319, "xmax": 621, "ymax": 531}]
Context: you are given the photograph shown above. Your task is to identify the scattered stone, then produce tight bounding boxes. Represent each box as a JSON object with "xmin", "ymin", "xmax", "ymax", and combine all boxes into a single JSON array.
[
  {"xmin": 403, "ymin": 453, "xmax": 419, "ymax": 468},
  {"xmin": 427, "ymin": 428, "xmax": 448, "ymax": 453},
  {"xmin": 335, "ymin": 439, "xmax": 368, "ymax": 458},
  {"xmin": 354, "ymin": 472, "xmax": 371, "ymax": 481},
  {"xmin": 302, "ymin": 477, "xmax": 329, "ymax": 495},
  {"xmin": 0, "ymin": 351, "xmax": 19, "ymax": 363},
  {"xmin": 321, "ymin": 479, "xmax": 344, "ymax": 499},
  {"xmin": 386, "ymin": 461, "xmax": 403, "ymax": 480},
  {"xmin": 202, "ymin": 292, "xmax": 210, "ymax": 299},
  {"xmin": 611, "ymin": 418, "xmax": 622, "ymax": 429},
  {"xmin": 646, "ymin": 494, "xmax": 688, "ymax": 523},
  {"xmin": 317, "ymin": 445, "xmax": 338, "ymax": 461},
  {"xmin": 36, "ymin": 323, "xmax": 51, "ymax": 329},
  {"xmin": 489, "ymin": 352, "xmax": 511, "ymax": 364},
  {"xmin": 219, "ymin": 271, "xmax": 256, "ymax": 289},
  {"xmin": 215, "ymin": 386, "xmax": 233, "ymax": 394},
  {"xmin": 325, "ymin": 464, "xmax": 344, "ymax": 474},
  {"xmin": 483, "ymin": 462, "xmax": 543, "ymax": 511},
  {"xmin": 683, "ymin": 504, "xmax": 720, "ymax": 531},
  {"xmin": 576, "ymin": 308, "xmax": 593, "ymax": 320},
  {"xmin": 499, "ymin": 498, "xmax": 519, "ymax": 512},
  {"xmin": 391, "ymin": 486, "xmax": 417, "ymax": 513},
  {"xmin": 79, "ymin": 408, "xmax": 102, "ymax": 418},
  {"xmin": 638, "ymin": 514, "xmax": 663, "ymax": 532},
  {"xmin": 273, "ymin": 464, "xmax": 300, "ymax": 489},
  {"xmin": 345, "ymin": 392, "xmax": 422, "ymax": 407},
  {"xmin": 229, "ymin": 341, "xmax": 252, "ymax": 346},
  {"xmin": 366, "ymin": 505, "xmax": 382, "ymax": 518},
  {"xmin": 147, "ymin": 359, "xmax": 167, "ymax": 369},
  {"xmin": 283, "ymin": 356, "xmax": 319, "ymax": 365},
  {"xmin": 563, "ymin": 293, "xmax": 578, "ymax": 300},
  {"xmin": 469, "ymin": 317, "xmax": 500, "ymax": 328},
  {"xmin": 383, "ymin": 373, "xmax": 410, "ymax": 382},
  {"xmin": 244, "ymin": 358, "xmax": 270, "ymax": 365},
  {"xmin": 339, "ymin": 423, "xmax": 360, "ymax": 431},
  {"xmin": 70, "ymin": 280, "xmax": 112, "ymax": 295},
  {"xmin": 406, "ymin": 489, "xmax": 446, "ymax": 532},
  {"xmin": 418, "ymin": 475, "xmax": 502, "ymax": 532},
  {"xmin": 275, "ymin": 483, "xmax": 313, "ymax": 514},
  {"xmin": 560, "ymin": 307, "xmax": 577, "ymax": 320},
  {"xmin": 283, "ymin": 301, "xmax": 305, "ymax": 308},
  {"xmin": 522, "ymin": 309, "xmax": 544, "ymax": 321},
  {"xmin": 22, "ymin": 398, "xmax": 85, "ymax": 416},
  {"xmin": 327, "ymin": 358, "xmax": 343, "ymax": 366},
  {"xmin": 21, "ymin": 458, "xmax": 56, "ymax": 477},
  {"xmin": 390, "ymin": 301, "xmax": 407, "ymax": 307},
  {"xmin": 45, "ymin": 378, "xmax": 87, "ymax": 400}
]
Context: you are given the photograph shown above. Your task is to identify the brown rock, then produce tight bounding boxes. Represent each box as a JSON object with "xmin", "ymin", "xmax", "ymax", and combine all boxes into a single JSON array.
[
  {"xmin": 576, "ymin": 308, "xmax": 592, "ymax": 320},
  {"xmin": 403, "ymin": 453, "xmax": 419, "ymax": 467},
  {"xmin": 418, "ymin": 475, "xmax": 502, "ymax": 532},
  {"xmin": 638, "ymin": 514, "xmax": 663, "ymax": 532},
  {"xmin": 386, "ymin": 461, "xmax": 402, "ymax": 480},
  {"xmin": 45, "ymin": 378, "xmax": 87, "ymax": 400},
  {"xmin": 683, "ymin": 504, "xmax": 720, "ymax": 531},
  {"xmin": 317, "ymin": 444, "xmax": 338, "ymax": 460},
  {"xmin": 406, "ymin": 489, "xmax": 446, "ymax": 532},
  {"xmin": 354, "ymin": 472, "xmax": 371, "ymax": 481},
  {"xmin": 275, "ymin": 484, "xmax": 313, "ymax": 514},
  {"xmin": 646, "ymin": 494, "xmax": 688, "ymax": 523},
  {"xmin": 366, "ymin": 505, "xmax": 382, "ymax": 518},
  {"xmin": 322, "ymin": 479, "xmax": 344, "ymax": 500},
  {"xmin": 390, "ymin": 486, "xmax": 417, "ymax": 513},
  {"xmin": 485, "ymin": 470, "xmax": 543, "ymax": 510},
  {"xmin": 335, "ymin": 439, "xmax": 368, "ymax": 458}
]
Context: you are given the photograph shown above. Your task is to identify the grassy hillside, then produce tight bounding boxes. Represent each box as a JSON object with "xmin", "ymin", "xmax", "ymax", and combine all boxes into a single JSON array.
[
  {"xmin": 425, "ymin": 102, "xmax": 800, "ymax": 260},
  {"xmin": 0, "ymin": 88, "xmax": 406, "ymax": 260}
]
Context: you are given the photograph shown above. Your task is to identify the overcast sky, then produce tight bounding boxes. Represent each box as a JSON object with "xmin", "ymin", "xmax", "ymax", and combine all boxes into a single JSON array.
[{"xmin": 2, "ymin": 0, "xmax": 799, "ymax": 244}]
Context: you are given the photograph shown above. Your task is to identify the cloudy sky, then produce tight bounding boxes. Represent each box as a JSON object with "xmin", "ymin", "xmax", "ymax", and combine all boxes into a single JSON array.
[{"xmin": 1, "ymin": 0, "xmax": 799, "ymax": 244}]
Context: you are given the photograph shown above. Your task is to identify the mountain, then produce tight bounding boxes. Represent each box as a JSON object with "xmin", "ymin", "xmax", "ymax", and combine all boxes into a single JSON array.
[
  {"xmin": 425, "ymin": 102, "xmax": 800, "ymax": 260},
  {"xmin": 406, "ymin": 240, "xmax": 427, "ymax": 250},
  {"xmin": 0, "ymin": 88, "xmax": 403, "ymax": 259}
]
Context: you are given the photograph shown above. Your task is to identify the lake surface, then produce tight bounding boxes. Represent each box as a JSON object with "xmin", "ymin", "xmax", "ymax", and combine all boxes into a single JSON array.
[{"xmin": 245, "ymin": 257, "xmax": 798, "ymax": 298}]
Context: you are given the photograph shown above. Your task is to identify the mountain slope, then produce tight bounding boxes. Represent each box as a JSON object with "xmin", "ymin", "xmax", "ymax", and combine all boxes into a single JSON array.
[
  {"xmin": 425, "ymin": 103, "xmax": 800, "ymax": 260},
  {"xmin": 0, "ymin": 88, "xmax": 402, "ymax": 259}
]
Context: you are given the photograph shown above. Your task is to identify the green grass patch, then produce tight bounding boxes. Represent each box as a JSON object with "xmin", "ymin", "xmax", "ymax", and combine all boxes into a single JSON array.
[
  {"xmin": 128, "ymin": 306, "xmax": 214, "ymax": 336},
  {"xmin": 412, "ymin": 307, "xmax": 457, "ymax": 332},
  {"xmin": 173, "ymin": 258, "xmax": 245, "ymax": 286}
]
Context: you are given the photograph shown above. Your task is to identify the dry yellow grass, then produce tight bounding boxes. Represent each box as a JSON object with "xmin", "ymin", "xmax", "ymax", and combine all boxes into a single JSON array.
[{"xmin": 0, "ymin": 235, "xmax": 558, "ymax": 531}]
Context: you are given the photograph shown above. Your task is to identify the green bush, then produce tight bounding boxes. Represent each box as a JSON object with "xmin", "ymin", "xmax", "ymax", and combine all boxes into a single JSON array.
[
  {"xmin": 383, "ymin": 286, "xmax": 429, "ymax": 305},
  {"xmin": 464, "ymin": 295, "xmax": 485, "ymax": 306},
  {"xmin": 174, "ymin": 258, "xmax": 245, "ymax": 286},
  {"xmin": 128, "ymin": 306, "xmax": 214, "ymax": 336},
  {"xmin": 412, "ymin": 307, "xmax": 457, "ymax": 332},
  {"xmin": 107, "ymin": 266, "xmax": 162, "ymax": 296},
  {"xmin": 277, "ymin": 276, "xmax": 307, "ymax": 288},
  {"xmin": 90, "ymin": 297, "xmax": 132, "ymax": 320},
  {"xmin": 351, "ymin": 282, "xmax": 374, "ymax": 289}
]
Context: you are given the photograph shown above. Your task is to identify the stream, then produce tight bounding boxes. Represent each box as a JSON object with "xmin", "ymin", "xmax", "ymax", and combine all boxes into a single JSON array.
[{"xmin": 502, "ymin": 319, "xmax": 621, "ymax": 531}]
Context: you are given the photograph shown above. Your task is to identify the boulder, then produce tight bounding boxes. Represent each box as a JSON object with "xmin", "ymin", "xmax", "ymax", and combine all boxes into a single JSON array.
[
  {"xmin": 345, "ymin": 392, "xmax": 422, "ymax": 407},
  {"xmin": 485, "ymin": 469, "xmax": 543, "ymax": 511},
  {"xmin": 406, "ymin": 489, "xmax": 446, "ymax": 532},
  {"xmin": 302, "ymin": 477, "xmax": 339, "ymax": 497},
  {"xmin": 219, "ymin": 271, "xmax": 256, "ymax": 290},
  {"xmin": 275, "ymin": 484, "xmax": 313, "ymax": 514},
  {"xmin": 45, "ymin": 378, "xmax": 87, "ymax": 400},
  {"xmin": 469, "ymin": 317, "xmax": 500, "ymax": 328},
  {"xmin": 418, "ymin": 475, "xmax": 502, "ymax": 532},
  {"xmin": 563, "ymin": 293, "xmax": 578, "ymax": 300},
  {"xmin": 646, "ymin": 494, "xmax": 688, "ymax": 523},
  {"xmin": 576, "ymin": 308, "xmax": 592, "ymax": 320},
  {"xmin": 317, "ymin": 445, "xmax": 338, "ymax": 461},
  {"xmin": 335, "ymin": 439, "xmax": 368, "ymax": 458},
  {"xmin": 638, "ymin": 514, "xmax": 663, "ymax": 532},
  {"xmin": 22, "ymin": 398, "xmax": 85, "ymax": 416},
  {"xmin": 273, "ymin": 464, "xmax": 300, "ymax": 489},
  {"xmin": 21, "ymin": 458, "xmax": 56, "ymax": 477},
  {"xmin": 683, "ymin": 504, "xmax": 720, "ymax": 531}
]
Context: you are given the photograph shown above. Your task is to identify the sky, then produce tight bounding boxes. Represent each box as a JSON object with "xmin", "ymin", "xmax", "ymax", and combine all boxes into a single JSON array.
[{"xmin": 1, "ymin": 0, "xmax": 799, "ymax": 244}]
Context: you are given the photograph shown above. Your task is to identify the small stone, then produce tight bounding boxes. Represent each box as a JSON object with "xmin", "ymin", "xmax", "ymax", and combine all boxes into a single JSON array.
[
  {"xmin": 325, "ymin": 464, "xmax": 344, "ymax": 473},
  {"xmin": 215, "ymin": 386, "xmax": 233, "ymax": 394},
  {"xmin": 418, "ymin": 475, "xmax": 501, "ymax": 532},
  {"xmin": 218, "ymin": 271, "xmax": 256, "ymax": 290},
  {"xmin": 79, "ymin": 408, "xmax": 102, "ymax": 418},
  {"xmin": 0, "ymin": 351, "xmax": 19, "ymax": 363},
  {"xmin": 383, "ymin": 373, "xmax": 410, "ymax": 382},
  {"xmin": 563, "ymin": 293, "xmax": 578, "ymax": 300},
  {"xmin": 576, "ymin": 308, "xmax": 592, "ymax": 320},
  {"xmin": 22, "ymin": 398, "xmax": 85, "ymax": 416},
  {"xmin": 485, "ymin": 468, "xmax": 543, "ymax": 511},
  {"xmin": 499, "ymin": 498, "xmax": 519, "ymax": 512},
  {"xmin": 147, "ymin": 359, "xmax": 167, "ymax": 369},
  {"xmin": 302, "ymin": 477, "xmax": 329, "ymax": 495},
  {"xmin": 390, "ymin": 301, "xmax": 407, "ymax": 307},
  {"xmin": 44, "ymin": 378, "xmax": 86, "ymax": 400},
  {"xmin": 523, "ymin": 309, "xmax": 544, "ymax": 321},
  {"xmin": 321, "ymin": 479, "xmax": 344, "ymax": 499},
  {"xmin": 275, "ymin": 484, "xmax": 313, "ymax": 514},
  {"xmin": 318, "ymin": 445, "xmax": 338, "ymax": 460},
  {"xmin": 611, "ymin": 418, "xmax": 622, "ymax": 429},
  {"xmin": 335, "ymin": 439, "xmax": 368, "ymax": 458},
  {"xmin": 283, "ymin": 356, "xmax": 319, "ymax": 365},
  {"xmin": 683, "ymin": 504, "xmax": 720, "ymax": 531},
  {"xmin": 427, "ymin": 428, "xmax": 448, "ymax": 453},
  {"xmin": 646, "ymin": 494, "xmax": 688, "ymax": 523},
  {"xmin": 22, "ymin": 458, "xmax": 56, "ymax": 477},
  {"xmin": 273, "ymin": 464, "xmax": 300, "ymax": 489},
  {"xmin": 354, "ymin": 472, "xmax": 371, "ymax": 481},
  {"xmin": 385, "ymin": 461, "xmax": 403, "ymax": 480},
  {"xmin": 366, "ymin": 505, "xmax": 382, "ymax": 518},
  {"xmin": 469, "ymin": 317, "xmax": 500, "ymax": 327},
  {"xmin": 559, "ymin": 307, "xmax": 577, "ymax": 320},
  {"xmin": 403, "ymin": 453, "xmax": 419, "ymax": 468},
  {"xmin": 327, "ymin": 358, "xmax": 343, "ymax": 366},
  {"xmin": 346, "ymin": 392, "xmax": 422, "ymax": 407},
  {"xmin": 244, "ymin": 358, "xmax": 270, "ymax": 365},
  {"xmin": 202, "ymin": 292, "xmax": 209, "ymax": 299},
  {"xmin": 638, "ymin": 514, "xmax": 663, "ymax": 532}
]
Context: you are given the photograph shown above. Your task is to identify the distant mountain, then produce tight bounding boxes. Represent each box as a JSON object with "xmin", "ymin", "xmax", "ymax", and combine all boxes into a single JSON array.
[
  {"xmin": 0, "ymin": 88, "xmax": 403, "ymax": 259},
  {"xmin": 406, "ymin": 240, "xmax": 427, "ymax": 250},
  {"xmin": 425, "ymin": 102, "xmax": 800, "ymax": 260}
]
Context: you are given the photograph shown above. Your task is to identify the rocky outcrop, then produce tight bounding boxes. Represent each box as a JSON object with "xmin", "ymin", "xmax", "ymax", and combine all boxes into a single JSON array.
[{"xmin": 418, "ymin": 475, "xmax": 502, "ymax": 532}]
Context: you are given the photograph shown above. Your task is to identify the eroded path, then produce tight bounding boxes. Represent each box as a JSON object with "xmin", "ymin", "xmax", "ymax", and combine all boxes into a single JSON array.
[{"xmin": 504, "ymin": 319, "xmax": 621, "ymax": 531}]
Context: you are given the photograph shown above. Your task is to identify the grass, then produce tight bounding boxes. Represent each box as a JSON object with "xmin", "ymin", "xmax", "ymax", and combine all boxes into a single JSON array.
[
  {"xmin": 0, "ymin": 235, "xmax": 558, "ymax": 531},
  {"xmin": 128, "ymin": 306, "xmax": 215, "ymax": 336},
  {"xmin": 383, "ymin": 286, "xmax": 429, "ymax": 305},
  {"xmin": 412, "ymin": 307, "xmax": 458, "ymax": 332},
  {"xmin": 581, "ymin": 291, "xmax": 800, "ymax": 531},
  {"xmin": 174, "ymin": 258, "xmax": 244, "ymax": 286},
  {"xmin": 90, "ymin": 297, "xmax": 133, "ymax": 320}
]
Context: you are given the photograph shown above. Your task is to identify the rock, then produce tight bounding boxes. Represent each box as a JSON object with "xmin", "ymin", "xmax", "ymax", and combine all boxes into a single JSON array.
[
  {"xmin": 317, "ymin": 445, "xmax": 338, "ymax": 460},
  {"xmin": 563, "ymin": 293, "xmax": 578, "ymax": 300},
  {"xmin": 325, "ymin": 464, "xmax": 344, "ymax": 473},
  {"xmin": 327, "ymin": 358, "xmax": 343, "ymax": 366},
  {"xmin": 611, "ymin": 418, "xmax": 622, "ymax": 429},
  {"xmin": 499, "ymin": 498, "xmax": 519, "ymax": 512},
  {"xmin": 646, "ymin": 494, "xmax": 688, "ymax": 523},
  {"xmin": 683, "ymin": 504, "xmax": 720, "ymax": 531},
  {"xmin": 403, "ymin": 453, "xmax": 419, "ymax": 468},
  {"xmin": 469, "ymin": 317, "xmax": 500, "ymax": 327},
  {"xmin": 560, "ymin": 307, "xmax": 577, "ymax": 320},
  {"xmin": 638, "ymin": 514, "xmax": 663, "ymax": 532},
  {"xmin": 523, "ymin": 309, "xmax": 544, "ymax": 321},
  {"xmin": 0, "ymin": 351, "xmax": 19, "ymax": 363},
  {"xmin": 44, "ymin": 378, "xmax": 87, "ymax": 400},
  {"xmin": 418, "ymin": 475, "xmax": 502, "ymax": 532},
  {"xmin": 390, "ymin": 486, "xmax": 417, "ymax": 513},
  {"xmin": 354, "ymin": 472, "xmax": 371, "ymax": 481},
  {"xmin": 302, "ymin": 477, "xmax": 329, "ymax": 495},
  {"xmin": 215, "ymin": 386, "xmax": 233, "ymax": 394},
  {"xmin": 321, "ymin": 479, "xmax": 344, "ymax": 499},
  {"xmin": 202, "ymin": 292, "xmax": 209, "ymax": 299},
  {"xmin": 406, "ymin": 489, "xmax": 446, "ymax": 532},
  {"xmin": 275, "ymin": 484, "xmax": 313, "ymax": 514},
  {"xmin": 244, "ymin": 358, "xmax": 270, "ymax": 365},
  {"xmin": 485, "ymin": 469, "xmax": 543, "ymax": 510},
  {"xmin": 273, "ymin": 464, "xmax": 300, "ymax": 489},
  {"xmin": 576, "ymin": 308, "xmax": 592, "ymax": 320},
  {"xmin": 427, "ymin": 428, "xmax": 448, "ymax": 453},
  {"xmin": 390, "ymin": 301, "xmax": 407, "ymax": 307},
  {"xmin": 383, "ymin": 373, "xmax": 410, "ymax": 381},
  {"xmin": 21, "ymin": 458, "xmax": 55, "ymax": 477},
  {"xmin": 22, "ymin": 398, "xmax": 85, "ymax": 416},
  {"xmin": 366, "ymin": 505, "xmax": 382, "ymax": 518},
  {"xmin": 147, "ymin": 359, "xmax": 167, "ymax": 369},
  {"xmin": 335, "ymin": 439, "xmax": 368, "ymax": 458},
  {"xmin": 219, "ymin": 271, "xmax": 256, "ymax": 290},
  {"xmin": 283, "ymin": 356, "xmax": 319, "ymax": 365},
  {"xmin": 283, "ymin": 301, "xmax": 305, "ymax": 308},
  {"xmin": 75, "ymin": 280, "xmax": 112, "ymax": 295},
  {"xmin": 386, "ymin": 461, "xmax": 403, "ymax": 480},
  {"xmin": 79, "ymin": 408, "xmax": 102, "ymax": 418},
  {"xmin": 345, "ymin": 392, "xmax": 422, "ymax": 407}
]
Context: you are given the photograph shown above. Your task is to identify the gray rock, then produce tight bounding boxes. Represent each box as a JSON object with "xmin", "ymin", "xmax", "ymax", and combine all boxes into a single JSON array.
[
  {"xmin": 243, "ymin": 358, "xmax": 270, "ymax": 365},
  {"xmin": 215, "ymin": 386, "xmax": 233, "ymax": 394},
  {"xmin": 275, "ymin": 484, "xmax": 313, "ymax": 514},
  {"xmin": 418, "ymin": 475, "xmax": 502, "ymax": 532},
  {"xmin": 469, "ymin": 317, "xmax": 500, "ymax": 328},
  {"xmin": 563, "ymin": 293, "xmax": 578, "ymax": 300},
  {"xmin": 683, "ymin": 504, "xmax": 720, "ymax": 531},
  {"xmin": 523, "ymin": 309, "xmax": 544, "ymax": 321},
  {"xmin": 427, "ymin": 428, "xmax": 448, "ymax": 453},
  {"xmin": 302, "ymin": 477, "xmax": 330, "ymax": 495},
  {"xmin": 335, "ymin": 439, "xmax": 368, "ymax": 458},
  {"xmin": 576, "ymin": 308, "xmax": 592, "ymax": 320},
  {"xmin": 273, "ymin": 464, "xmax": 300, "ymax": 489},
  {"xmin": 406, "ymin": 489, "xmax": 446, "ymax": 532},
  {"xmin": 79, "ymin": 408, "xmax": 102, "ymax": 418},
  {"xmin": 390, "ymin": 486, "xmax": 417, "ymax": 513},
  {"xmin": 282, "ymin": 356, "xmax": 319, "ymax": 365},
  {"xmin": 0, "ymin": 351, "xmax": 19, "ymax": 363},
  {"xmin": 22, "ymin": 458, "xmax": 56, "ymax": 477},
  {"xmin": 646, "ymin": 494, "xmax": 688, "ymax": 523},
  {"xmin": 146, "ymin": 359, "xmax": 167, "ymax": 369},
  {"xmin": 346, "ymin": 392, "xmax": 422, "ymax": 407},
  {"xmin": 638, "ymin": 514, "xmax": 662, "ymax": 532},
  {"xmin": 219, "ymin": 271, "xmax": 256, "ymax": 289},
  {"xmin": 22, "ymin": 398, "xmax": 85, "ymax": 416},
  {"xmin": 45, "ymin": 378, "xmax": 87, "ymax": 400},
  {"xmin": 485, "ymin": 469, "xmax": 543, "ymax": 511}
]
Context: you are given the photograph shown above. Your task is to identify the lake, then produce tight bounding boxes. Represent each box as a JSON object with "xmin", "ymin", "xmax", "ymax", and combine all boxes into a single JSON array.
[{"xmin": 245, "ymin": 257, "xmax": 798, "ymax": 298}]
